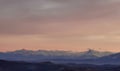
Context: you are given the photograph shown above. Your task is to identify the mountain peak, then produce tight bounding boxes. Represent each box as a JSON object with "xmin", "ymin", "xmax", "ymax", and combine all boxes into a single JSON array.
[
  {"xmin": 16, "ymin": 49, "xmax": 29, "ymax": 51},
  {"xmin": 84, "ymin": 49, "xmax": 100, "ymax": 55},
  {"xmin": 79, "ymin": 49, "xmax": 112, "ymax": 58},
  {"xmin": 10, "ymin": 49, "xmax": 34, "ymax": 55},
  {"xmin": 87, "ymin": 49, "xmax": 98, "ymax": 53}
]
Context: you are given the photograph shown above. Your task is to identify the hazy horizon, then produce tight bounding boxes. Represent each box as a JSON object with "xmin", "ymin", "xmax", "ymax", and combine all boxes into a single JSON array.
[
  {"xmin": 0, "ymin": 48, "xmax": 118, "ymax": 53},
  {"xmin": 1, "ymin": 0, "xmax": 120, "ymax": 52},
  {"xmin": 0, "ymin": 48, "xmax": 117, "ymax": 53}
]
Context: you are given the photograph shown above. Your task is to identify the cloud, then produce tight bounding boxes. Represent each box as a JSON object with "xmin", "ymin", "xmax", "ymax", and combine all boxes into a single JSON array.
[
  {"xmin": 0, "ymin": 0, "xmax": 120, "ymax": 19},
  {"xmin": 81, "ymin": 35, "xmax": 120, "ymax": 42},
  {"xmin": 0, "ymin": 0, "xmax": 120, "ymax": 35}
]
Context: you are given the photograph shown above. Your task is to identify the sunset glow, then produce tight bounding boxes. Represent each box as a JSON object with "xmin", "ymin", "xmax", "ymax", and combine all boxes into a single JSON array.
[{"xmin": 0, "ymin": 0, "xmax": 120, "ymax": 52}]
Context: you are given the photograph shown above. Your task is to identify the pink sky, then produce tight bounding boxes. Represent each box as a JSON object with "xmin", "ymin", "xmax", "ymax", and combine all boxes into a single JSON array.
[{"xmin": 0, "ymin": 0, "xmax": 120, "ymax": 52}]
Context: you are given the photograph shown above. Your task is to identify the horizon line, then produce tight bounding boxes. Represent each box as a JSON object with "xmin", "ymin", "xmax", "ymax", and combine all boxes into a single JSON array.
[{"xmin": 0, "ymin": 48, "xmax": 117, "ymax": 53}]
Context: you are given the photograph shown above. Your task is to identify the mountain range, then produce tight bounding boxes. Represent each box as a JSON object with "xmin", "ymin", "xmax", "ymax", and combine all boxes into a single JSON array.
[{"xmin": 0, "ymin": 49, "xmax": 120, "ymax": 64}]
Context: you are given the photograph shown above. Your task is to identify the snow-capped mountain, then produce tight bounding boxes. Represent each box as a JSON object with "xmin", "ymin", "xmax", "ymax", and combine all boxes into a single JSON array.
[
  {"xmin": 0, "ymin": 49, "xmax": 113, "ymax": 62},
  {"xmin": 78, "ymin": 49, "xmax": 112, "ymax": 59}
]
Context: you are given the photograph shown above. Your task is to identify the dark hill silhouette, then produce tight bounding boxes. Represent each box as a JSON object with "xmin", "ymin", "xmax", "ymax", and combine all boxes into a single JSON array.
[{"xmin": 0, "ymin": 60, "xmax": 120, "ymax": 71}]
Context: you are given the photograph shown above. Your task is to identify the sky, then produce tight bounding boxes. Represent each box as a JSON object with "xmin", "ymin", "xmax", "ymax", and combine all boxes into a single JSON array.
[{"xmin": 0, "ymin": 0, "xmax": 120, "ymax": 52}]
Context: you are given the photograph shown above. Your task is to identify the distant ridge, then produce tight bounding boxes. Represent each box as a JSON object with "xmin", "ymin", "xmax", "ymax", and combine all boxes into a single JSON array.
[
  {"xmin": 0, "ymin": 49, "xmax": 113, "ymax": 63},
  {"xmin": 1, "ymin": 49, "xmax": 112, "ymax": 57},
  {"xmin": 1, "ymin": 49, "xmax": 120, "ymax": 64}
]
